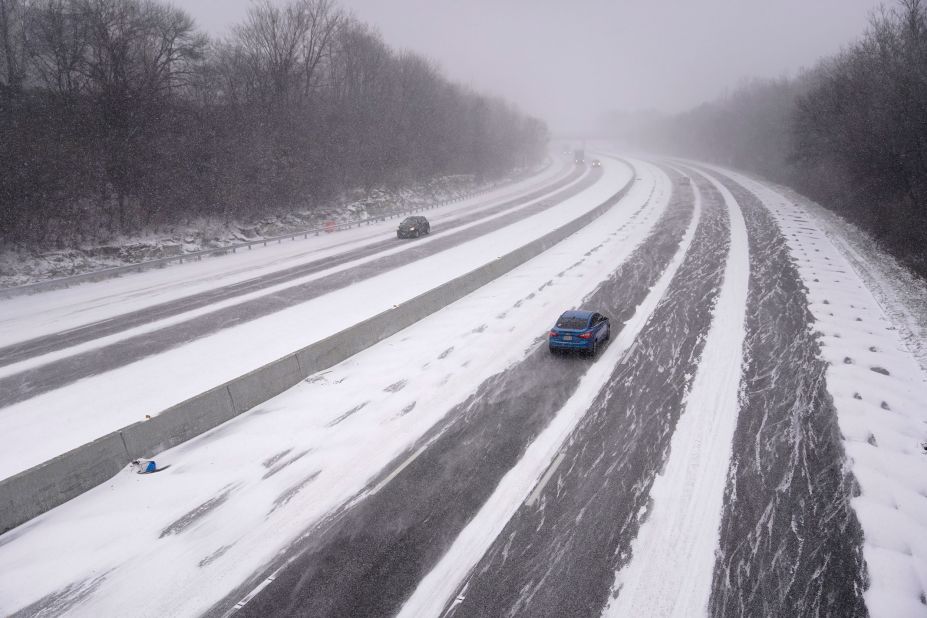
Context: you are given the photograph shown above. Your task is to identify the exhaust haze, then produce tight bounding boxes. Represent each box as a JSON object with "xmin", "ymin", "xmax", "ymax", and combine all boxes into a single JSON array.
[{"xmin": 183, "ymin": 0, "xmax": 881, "ymax": 133}]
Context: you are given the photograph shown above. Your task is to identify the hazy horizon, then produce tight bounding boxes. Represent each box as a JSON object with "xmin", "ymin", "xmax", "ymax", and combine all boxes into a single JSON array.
[{"xmin": 180, "ymin": 0, "xmax": 881, "ymax": 133}]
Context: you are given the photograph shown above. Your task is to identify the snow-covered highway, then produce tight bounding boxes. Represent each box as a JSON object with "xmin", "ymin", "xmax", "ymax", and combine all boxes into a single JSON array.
[
  {"xmin": 0, "ymin": 165, "xmax": 592, "ymax": 404},
  {"xmin": 0, "ymin": 159, "xmax": 625, "ymax": 480},
  {"xmin": 0, "ymin": 157, "xmax": 925, "ymax": 618},
  {"xmin": 0, "ymin": 162, "xmax": 577, "ymax": 366}
]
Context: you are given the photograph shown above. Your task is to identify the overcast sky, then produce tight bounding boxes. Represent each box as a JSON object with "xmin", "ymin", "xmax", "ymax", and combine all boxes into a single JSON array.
[{"xmin": 178, "ymin": 0, "xmax": 884, "ymax": 133}]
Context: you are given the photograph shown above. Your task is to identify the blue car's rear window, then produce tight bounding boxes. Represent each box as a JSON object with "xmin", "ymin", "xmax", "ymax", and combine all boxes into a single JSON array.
[{"xmin": 556, "ymin": 316, "xmax": 588, "ymax": 329}]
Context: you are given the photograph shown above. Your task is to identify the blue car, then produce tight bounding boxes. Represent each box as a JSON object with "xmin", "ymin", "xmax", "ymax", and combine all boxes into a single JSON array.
[{"xmin": 548, "ymin": 310, "xmax": 610, "ymax": 355}]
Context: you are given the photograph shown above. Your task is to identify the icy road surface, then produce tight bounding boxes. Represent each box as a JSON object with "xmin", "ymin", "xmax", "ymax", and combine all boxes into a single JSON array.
[{"xmin": 0, "ymin": 159, "xmax": 925, "ymax": 618}]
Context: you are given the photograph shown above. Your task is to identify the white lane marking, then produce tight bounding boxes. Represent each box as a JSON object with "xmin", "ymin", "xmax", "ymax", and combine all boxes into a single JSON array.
[
  {"xmin": 526, "ymin": 452, "xmax": 566, "ymax": 506},
  {"xmin": 365, "ymin": 440, "xmax": 438, "ymax": 498},
  {"xmin": 619, "ymin": 341, "xmax": 639, "ymax": 365},
  {"xmin": 603, "ymin": 165, "xmax": 749, "ymax": 618},
  {"xmin": 441, "ymin": 581, "xmax": 470, "ymax": 617},
  {"xmin": 225, "ymin": 570, "xmax": 279, "ymax": 615},
  {"xmin": 397, "ymin": 165, "xmax": 703, "ymax": 618}
]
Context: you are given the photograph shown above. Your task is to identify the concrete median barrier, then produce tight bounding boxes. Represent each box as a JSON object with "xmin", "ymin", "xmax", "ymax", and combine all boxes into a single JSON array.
[
  {"xmin": 121, "ymin": 386, "xmax": 238, "ymax": 459},
  {"xmin": 228, "ymin": 356, "xmax": 303, "ymax": 414},
  {"xmin": 0, "ymin": 432, "xmax": 128, "ymax": 533},
  {"xmin": 0, "ymin": 159, "xmax": 634, "ymax": 534}
]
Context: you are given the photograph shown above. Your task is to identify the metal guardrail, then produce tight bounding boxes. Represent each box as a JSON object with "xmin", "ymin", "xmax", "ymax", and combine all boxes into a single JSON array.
[{"xmin": 0, "ymin": 162, "xmax": 558, "ymax": 299}]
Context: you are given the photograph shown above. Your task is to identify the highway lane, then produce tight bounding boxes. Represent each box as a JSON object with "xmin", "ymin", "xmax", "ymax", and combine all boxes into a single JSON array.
[
  {"xmin": 215, "ymin": 165, "xmax": 691, "ymax": 617},
  {"xmin": 0, "ymin": 161, "xmax": 899, "ymax": 617},
  {"xmin": 437, "ymin": 167, "xmax": 727, "ymax": 618},
  {"xmin": 0, "ymin": 166, "xmax": 585, "ymax": 368},
  {"xmin": 415, "ymin": 166, "xmax": 870, "ymax": 618},
  {"xmin": 0, "ymin": 159, "xmax": 661, "ymax": 617},
  {"xmin": 0, "ymin": 167, "xmax": 606, "ymax": 408},
  {"xmin": 706, "ymin": 170, "xmax": 867, "ymax": 616}
]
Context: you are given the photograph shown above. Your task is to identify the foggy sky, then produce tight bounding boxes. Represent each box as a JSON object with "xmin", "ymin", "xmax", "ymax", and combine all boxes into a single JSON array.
[{"xmin": 179, "ymin": 0, "xmax": 884, "ymax": 133}]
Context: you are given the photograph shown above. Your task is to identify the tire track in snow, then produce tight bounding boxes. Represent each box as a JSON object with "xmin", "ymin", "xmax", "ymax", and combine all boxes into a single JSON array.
[
  {"xmin": 602, "ymin": 166, "xmax": 749, "ymax": 617},
  {"xmin": 706, "ymin": 170, "xmax": 867, "ymax": 617},
  {"xmin": 438, "ymin": 168, "xmax": 726, "ymax": 618},
  {"xmin": 220, "ymin": 164, "xmax": 683, "ymax": 618}
]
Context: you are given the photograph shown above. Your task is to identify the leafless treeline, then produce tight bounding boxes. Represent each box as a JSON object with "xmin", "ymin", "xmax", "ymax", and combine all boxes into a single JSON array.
[
  {"xmin": 0, "ymin": 0, "xmax": 548, "ymax": 246},
  {"xmin": 613, "ymin": 0, "xmax": 927, "ymax": 277}
]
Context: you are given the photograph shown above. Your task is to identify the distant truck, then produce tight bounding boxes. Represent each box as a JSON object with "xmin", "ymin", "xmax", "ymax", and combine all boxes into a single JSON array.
[{"xmin": 573, "ymin": 149, "xmax": 585, "ymax": 165}]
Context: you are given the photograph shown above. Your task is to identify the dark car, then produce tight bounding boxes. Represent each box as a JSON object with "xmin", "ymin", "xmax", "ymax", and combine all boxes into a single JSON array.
[
  {"xmin": 591, "ymin": 159, "xmax": 602, "ymax": 168},
  {"xmin": 548, "ymin": 309, "xmax": 610, "ymax": 355},
  {"xmin": 397, "ymin": 215, "xmax": 430, "ymax": 239}
]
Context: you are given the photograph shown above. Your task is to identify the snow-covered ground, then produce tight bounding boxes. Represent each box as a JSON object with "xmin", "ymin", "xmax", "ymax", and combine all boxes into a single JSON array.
[
  {"xmin": 0, "ymin": 159, "xmax": 573, "ymax": 350},
  {"xmin": 0, "ymin": 160, "xmax": 610, "ymax": 480},
  {"xmin": 717, "ymin": 166, "xmax": 927, "ymax": 618},
  {"xmin": 0, "ymin": 162, "xmax": 557, "ymax": 289},
  {"xmin": 759, "ymin": 180, "xmax": 927, "ymax": 374},
  {"xmin": 0, "ymin": 163, "xmax": 583, "ymax": 380},
  {"xmin": 0, "ymin": 159, "xmax": 667, "ymax": 618},
  {"xmin": 2, "ymin": 155, "xmax": 924, "ymax": 618}
]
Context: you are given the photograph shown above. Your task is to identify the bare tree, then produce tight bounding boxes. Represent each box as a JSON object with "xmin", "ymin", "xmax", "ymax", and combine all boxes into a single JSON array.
[
  {"xmin": 1, "ymin": 0, "xmax": 547, "ymax": 248},
  {"xmin": 622, "ymin": 0, "xmax": 927, "ymax": 276},
  {"xmin": 0, "ymin": 0, "xmax": 28, "ymax": 94}
]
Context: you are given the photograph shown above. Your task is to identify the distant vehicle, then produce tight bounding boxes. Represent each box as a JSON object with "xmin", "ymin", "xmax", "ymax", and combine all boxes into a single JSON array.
[
  {"xmin": 548, "ymin": 310, "xmax": 610, "ymax": 356},
  {"xmin": 591, "ymin": 159, "xmax": 602, "ymax": 168},
  {"xmin": 397, "ymin": 215, "xmax": 430, "ymax": 238},
  {"xmin": 573, "ymin": 149, "xmax": 585, "ymax": 165},
  {"xmin": 680, "ymin": 177, "xmax": 691, "ymax": 185}
]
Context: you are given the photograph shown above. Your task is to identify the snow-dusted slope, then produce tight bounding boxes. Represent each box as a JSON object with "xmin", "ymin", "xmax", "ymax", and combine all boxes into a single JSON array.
[{"xmin": 760, "ymin": 180, "xmax": 927, "ymax": 375}]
